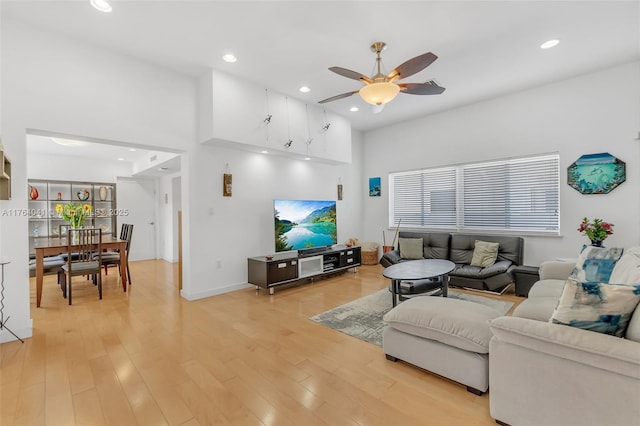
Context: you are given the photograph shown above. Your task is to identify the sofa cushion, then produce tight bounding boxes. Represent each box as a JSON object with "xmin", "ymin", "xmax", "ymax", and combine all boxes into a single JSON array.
[
  {"xmin": 451, "ymin": 260, "xmax": 511, "ymax": 279},
  {"xmin": 399, "ymin": 238, "xmax": 424, "ymax": 260},
  {"xmin": 625, "ymin": 307, "xmax": 640, "ymax": 342},
  {"xmin": 450, "ymin": 234, "xmax": 523, "ymax": 267},
  {"xmin": 470, "ymin": 240, "xmax": 499, "ymax": 267},
  {"xmin": 397, "ymin": 231, "xmax": 451, "ymax": 259},
  {"xmin": 513, "ymin": 297, "xmax": 559, "ymax": 322},
  {"xmin": 550, "ymin": 278, "xmax": 640, "ymax": 337},
  {"xmin": 527, "ymin": 279, "xmax": 566, "ymax": 298},
  {"xmin": 571, "ymin": 245, "xmax": 624, "ymax": 283},
  {"xmin": 383, "ymin": 296, "xmax": 501, "ymax": 353},
  {"xmin": 610, "ymin": 246, "xmax": 640, "ymax": 286}
]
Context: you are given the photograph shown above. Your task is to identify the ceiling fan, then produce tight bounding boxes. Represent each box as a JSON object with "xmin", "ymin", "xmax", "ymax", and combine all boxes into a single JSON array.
[{"xmin": 318, "ymin": 41, "xmax": 445, "ymax": 111}]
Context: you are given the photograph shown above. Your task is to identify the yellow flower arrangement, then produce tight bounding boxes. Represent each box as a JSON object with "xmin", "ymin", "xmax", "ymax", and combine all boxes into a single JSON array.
[{"xmin": 55, "ymin": 202, "xmax": 92, "ymax": 228}]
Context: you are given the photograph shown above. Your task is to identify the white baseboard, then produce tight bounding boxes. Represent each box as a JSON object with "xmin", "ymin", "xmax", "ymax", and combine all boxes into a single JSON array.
[{"xmin": 180, "ymin": 282, "xmax": 252, "ymax": 301}]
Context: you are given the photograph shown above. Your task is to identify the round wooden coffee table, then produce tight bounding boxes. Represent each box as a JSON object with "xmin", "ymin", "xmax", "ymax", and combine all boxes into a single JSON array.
[{"xmin": 383, "ymin": 259, "xmax": 456, "ymax": 307}]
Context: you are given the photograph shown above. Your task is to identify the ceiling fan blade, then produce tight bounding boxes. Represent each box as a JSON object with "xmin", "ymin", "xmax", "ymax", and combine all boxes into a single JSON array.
[
  {"xmin": 318, "ymin": 91, "xmax": 359, "ymax": 104},
  {"xmin": 398, "ymin": 81, "xmax": 446, "ymax": 95},
  {"xmin": 329, "ymin": 67, "xmax": 373, "ymax": 84},
  {"xmin": 387, "ymin": 52, "xmax": 438, "ymax": 82}
]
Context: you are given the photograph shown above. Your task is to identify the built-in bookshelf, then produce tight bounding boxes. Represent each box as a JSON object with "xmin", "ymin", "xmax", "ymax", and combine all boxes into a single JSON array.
[{"xmin": 27, "ymin": 179, "xmax": 117, "ymax": 237}]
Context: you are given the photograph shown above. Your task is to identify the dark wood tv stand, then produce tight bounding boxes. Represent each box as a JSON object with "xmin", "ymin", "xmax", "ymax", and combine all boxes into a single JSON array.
[{"xmin": 247, "ymin": 245, "xmax": 361, "ymax": 294}]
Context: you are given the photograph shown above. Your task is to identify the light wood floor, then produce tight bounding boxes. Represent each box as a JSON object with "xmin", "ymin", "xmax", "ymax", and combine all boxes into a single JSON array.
[{"xmin": 1, "ymin": 260, "xmax": 524, "ymax": 426}]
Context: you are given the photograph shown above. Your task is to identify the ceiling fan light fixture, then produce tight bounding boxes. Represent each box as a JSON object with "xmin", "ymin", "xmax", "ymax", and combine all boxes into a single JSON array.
[{"xmin": 359, "ymin": 82, "xmax": 400, "ymax": 105}]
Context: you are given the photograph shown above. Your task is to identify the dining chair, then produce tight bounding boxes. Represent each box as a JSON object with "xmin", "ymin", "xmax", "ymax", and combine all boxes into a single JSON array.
[
  {"xmin": 99, "ymin": 224, "xmax": 133, "ymax": 284},
  {"xmin": 58, "ymin": 224, "xmax": 82, "ymax": 262},
  {"xmin": 61, "ymin": 228, "xmax": 103, "ymax": 305}
]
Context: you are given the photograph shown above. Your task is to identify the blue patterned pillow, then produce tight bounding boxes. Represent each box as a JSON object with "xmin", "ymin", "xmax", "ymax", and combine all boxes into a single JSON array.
[
  {"xmin": 550, "ymin": 278, "xmax": 640, "ymax": 337},
  {"xmin": 571, "ymin": 245, "xmax": 624, "ymax": 283}
]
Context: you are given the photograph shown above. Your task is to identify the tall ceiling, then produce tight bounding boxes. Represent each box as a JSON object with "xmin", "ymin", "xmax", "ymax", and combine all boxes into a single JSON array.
[{"xmin": 3, "ymin": 1, "xmax": 639, "ymax": 132}]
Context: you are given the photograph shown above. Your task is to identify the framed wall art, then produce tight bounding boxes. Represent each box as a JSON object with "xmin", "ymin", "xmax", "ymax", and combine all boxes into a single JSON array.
[
  {"xmin": 369, "ymin": 177, "xmax": 381, "ymax": 196},
  {"xmin": 567, "ymin": 152, "xmax": 625, "ymax": 194},
  {"xmin": 223, "ymin": 163, "xmax": 232, "ymax": 197}
]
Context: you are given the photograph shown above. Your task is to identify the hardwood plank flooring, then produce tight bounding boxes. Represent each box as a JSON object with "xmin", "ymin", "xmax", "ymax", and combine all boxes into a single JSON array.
[{"xmin": 1, "ymin": 260, "xmax": 524, "ymax": 425}]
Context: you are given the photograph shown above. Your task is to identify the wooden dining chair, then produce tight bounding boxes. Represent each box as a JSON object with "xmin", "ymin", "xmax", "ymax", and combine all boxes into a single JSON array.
[
  {"xmin": 99, "ymin": 224, "xmax": 133, "ymax": 284},
  {"xmin": 61, "ymin": 228, "xmax": 103, "ymax": 305}
]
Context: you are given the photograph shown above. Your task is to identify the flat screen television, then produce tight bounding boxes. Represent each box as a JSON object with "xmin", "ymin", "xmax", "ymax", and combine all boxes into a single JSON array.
[{"xmin": 274, "ymin": 199, "xmax": 337, "ymax": 252}]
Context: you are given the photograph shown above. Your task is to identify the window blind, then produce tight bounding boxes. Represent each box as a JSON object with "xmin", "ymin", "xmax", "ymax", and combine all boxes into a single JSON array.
[
  {"xmin": 389, "ymin": 153, "xmax": 559, "ymax": 234},
  {"xmin": 389, "ymin": 167, "xmax": 457, "ymax": 228}
]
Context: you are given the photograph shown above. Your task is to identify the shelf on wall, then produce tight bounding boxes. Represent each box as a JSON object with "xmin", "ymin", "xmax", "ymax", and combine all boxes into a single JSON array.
[{"xmin": 0, "ymin": 151, "xmax": 11, "ymax": 200}]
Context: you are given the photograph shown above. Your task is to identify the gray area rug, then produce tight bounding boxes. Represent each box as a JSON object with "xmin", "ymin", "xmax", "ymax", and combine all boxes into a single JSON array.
[{"xmin": 309, "ymin": 289, "xmax": 514, "ymax": 347}]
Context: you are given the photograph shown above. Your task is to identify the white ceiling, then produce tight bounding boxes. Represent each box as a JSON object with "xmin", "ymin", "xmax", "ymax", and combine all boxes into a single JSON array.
[
  {"xmin": 4, "ymin": 1, "xmax": 639, "ymax": 132},
  {"xmin": 26, "ymin": 134, "xmax": 181, "ymax": 177}
]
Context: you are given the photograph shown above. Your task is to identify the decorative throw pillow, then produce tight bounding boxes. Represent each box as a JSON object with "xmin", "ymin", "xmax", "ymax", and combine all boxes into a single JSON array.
[
  {"xmin": 550, "ymin": 278, "xmax": 640, "ymax": 337},
  {"xmin": 571, "ymin": 245, "xmax": 624, "ymax": 283},
  {"xmin": 609, "ymin": 246, "xmax": 640, "ymax": 285},
  {"xmin": 399, "ymin": 238, "xmax": 424, "ymax": 259},
  {"xmin": 470, "ymin": 240, "xmax": 499, "ymax": 268}
]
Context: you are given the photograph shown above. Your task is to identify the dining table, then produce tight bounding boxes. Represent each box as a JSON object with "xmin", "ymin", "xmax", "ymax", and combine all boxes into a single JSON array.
[{"xmin": 31, "ymin": 235, "xmax": 128, "ymax": 307}]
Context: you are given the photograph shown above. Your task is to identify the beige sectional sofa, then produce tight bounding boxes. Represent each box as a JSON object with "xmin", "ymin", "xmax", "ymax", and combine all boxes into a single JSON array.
[{"xmin": 488, "ymin": 259, "xmax": 640, "ymax": 426}]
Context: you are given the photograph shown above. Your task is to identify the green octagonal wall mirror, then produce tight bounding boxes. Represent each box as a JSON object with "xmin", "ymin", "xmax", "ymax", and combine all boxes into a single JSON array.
[{"xmin": 567, "ymin": 152, "xmax": 626, "ymax": 194}]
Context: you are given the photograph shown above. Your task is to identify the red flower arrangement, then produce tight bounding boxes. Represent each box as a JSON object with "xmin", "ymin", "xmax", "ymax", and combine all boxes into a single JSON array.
[{"xmin": 578, "ymin": 217, "xmax": 614, "ymax": 244}]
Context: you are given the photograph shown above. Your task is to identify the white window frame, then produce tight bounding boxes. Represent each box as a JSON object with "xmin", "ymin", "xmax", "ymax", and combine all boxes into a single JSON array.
[{"xmin": 389, "ymin": 153, "xmax": 560, "ymax": 235}]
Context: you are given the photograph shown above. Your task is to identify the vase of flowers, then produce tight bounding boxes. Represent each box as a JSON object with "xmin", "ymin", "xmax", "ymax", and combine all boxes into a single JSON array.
[
  {"xmin": 56, "ymin": 202, "xmax": 92, "ymax": 242},
  {"xmin": 578, "ymin": 217, "xmax": 614, "ymax": 246}
]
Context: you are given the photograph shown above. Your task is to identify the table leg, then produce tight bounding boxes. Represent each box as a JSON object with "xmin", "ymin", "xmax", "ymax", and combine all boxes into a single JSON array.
[
  {"xmin": 442, "ymin": 273, "xmax": 449, "ymax": 297},
  {"xmin": 391, "ymin": 279, "xmax": 399, "ymax": 307},
  {"xmin": 119, "ymin": 246, "xmax": 127, "ymax": 292},
  {"xmin": 36, "ymin": 251, "xmax": 44, "ymax": 308}
]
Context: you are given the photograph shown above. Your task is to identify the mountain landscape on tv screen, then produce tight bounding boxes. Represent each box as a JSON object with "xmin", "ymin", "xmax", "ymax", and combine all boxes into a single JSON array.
[{"xmin": 274, "ymin": 200, "xmax": 337, "ymax": 252}]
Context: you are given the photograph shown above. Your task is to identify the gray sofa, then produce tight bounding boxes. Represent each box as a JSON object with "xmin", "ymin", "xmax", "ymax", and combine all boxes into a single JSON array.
[
  {"xmin": 380, "ymin": 232, "xmax": 524, "ymax": 292},
  {"xmin": 489, "ymin": 260, "xmax": 640, "ymax": 426}
]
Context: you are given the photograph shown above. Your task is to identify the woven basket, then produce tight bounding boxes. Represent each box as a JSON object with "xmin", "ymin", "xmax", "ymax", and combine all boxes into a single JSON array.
[{"xmin": 361, "ymin": 250, "xmax": 378, "ymax": 265}]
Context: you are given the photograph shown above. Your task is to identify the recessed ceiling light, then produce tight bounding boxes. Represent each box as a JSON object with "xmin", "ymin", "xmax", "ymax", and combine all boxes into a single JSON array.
[
  {"xmin": 51, "ymin": 137, "xmax": 87, "ymax": 147},
  {"xmin": 261, "ymin": 150, "xmax": 269, "ymax": 154},
  {"xmin": 299, "ymin": 86, "xmax": 311, "ymax": 93},
  {"xmin": 129, "ymin": 148, "xmax": 137, "ymax": 152},
  {"xmin": 90, "ymin": 0, "xmax": 112, "ymax": 13},
  {"xmin": 540, "ymin": 39, "xmax": 560, "ymax": 49},
  {"xmin": 350, "ymin": 107, "xmax": 359, "ymax": 112},
  {"xmin": 117, "ymin": 157, "xmax": 125, "ymax": 161},
  {"xmin": 304, "ymin": 157, "xmax": 311, "ymax": 161},
  {"xmin": 222, "ymin": 54, "xmax": 237, "ymax": 63}
]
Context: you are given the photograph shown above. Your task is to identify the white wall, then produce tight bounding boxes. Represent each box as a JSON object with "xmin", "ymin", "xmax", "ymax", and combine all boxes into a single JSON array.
[
  {"xmin": 0, "ymin": 19, "xmax": 365, "ymax": 342},
  {"xmin": 362, "ymin": 61, "xmax": 640, "ymax": 265},
  {"xmin": 180, "ymin": 132, "xmax": 364, "ymax": 300},
  {"xmin": 0, "ymin": 19, "xmax": 197, "ymax": 342}
]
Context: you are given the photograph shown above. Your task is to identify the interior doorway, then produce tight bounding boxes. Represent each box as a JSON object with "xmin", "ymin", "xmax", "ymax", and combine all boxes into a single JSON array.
[
  {"xmin": 116, "ymin": 178, "xmax": 157, "ymax": 261},
  {"xmin": 25, "ymin": 131, "xmax": 184, "ymax": 265}
]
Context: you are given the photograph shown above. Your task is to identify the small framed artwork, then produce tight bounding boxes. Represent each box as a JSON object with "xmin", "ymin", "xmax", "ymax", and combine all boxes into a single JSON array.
[
  {"xmin": 567, "ymin": 152, "xmax": 626, "ymax": 194},
  {"xmin": 369, "ymin": 177, "xmax": 381, "ymax": 196},
  {"xmin": 223, "ymin": 173, "xmax": 232, "ymax": 197},
  {"xmin": 337, "ymin": 184, "xmax": 343, "ymax": 200}
]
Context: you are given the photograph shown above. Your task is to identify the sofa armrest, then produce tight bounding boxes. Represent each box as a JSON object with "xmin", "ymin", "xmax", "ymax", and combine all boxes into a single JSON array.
[
  {"xmin": 490, "ymin": 316, "xmax": 640, "ymax": 379},
  {"xmin": 380, "ymin": 250, "xmax": 402, "ymax": 267},
  {"xmin": 539, "ymin": 260, "xmax": 575, "ymax": 281}
]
